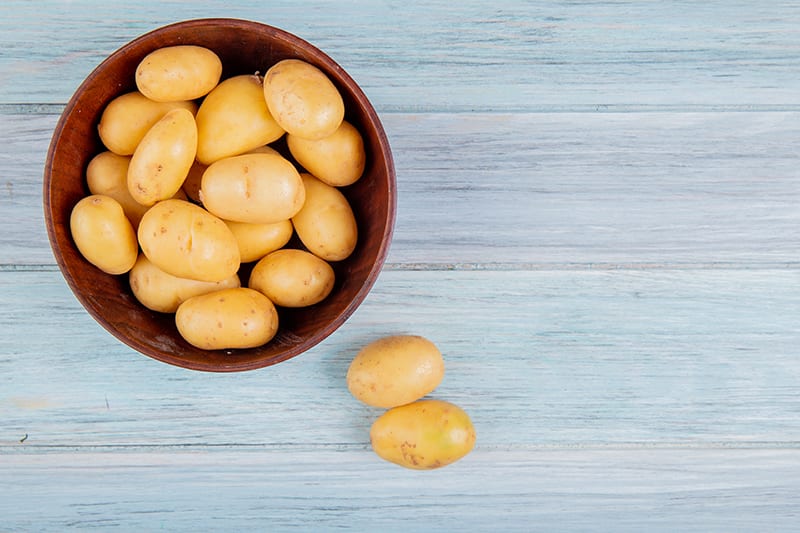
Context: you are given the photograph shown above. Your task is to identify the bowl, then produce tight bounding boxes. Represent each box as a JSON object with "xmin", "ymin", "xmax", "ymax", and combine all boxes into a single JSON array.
[{"xmin": 43, "ymin": 18, "xmax": 396, "ymax": 372}]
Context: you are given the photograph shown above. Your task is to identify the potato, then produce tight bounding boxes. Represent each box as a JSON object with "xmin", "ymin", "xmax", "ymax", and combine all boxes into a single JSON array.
[
  {"xmin": 181, "ymin": 159, "xmax": 207, "ymax": 204},
  {"xmin": 128, "ymin": 108, "xmax": 197, "ymax": 206},
  {"xmin": 224, "ymin": 219, "xmax": 294, "ymax": 263},
  {"xmin": 287, "ymin": 120, "xmax": 365, "ymax": 186},
  {"xmin": 263, "ymin": 59, "xmax": 344, "ymax": 140},
  {"xmin": 135, "ymin": 45, "xmax": 222, "ymax": 102},
  {"xmin": 291, "ymin": 173, "xmax": 357, "ymax": 261},
  {"xmin": 370, "ymin": 400, "xmax": 476, "ymax": 470},
  {"xmin": 97, "ymin": 91, "xmax": 197, "ymax": 156},
  {"xmin": 195, "ymin": 74, "xmax": 285, "ymax": 165},
  {"xmin": 70, "ymin": 195, "xmax": 138, "ymax": 275},
  {"xmin": 129, "ymin": 253, "xmax": 241, "ymax": 313},
  {"xmin": 248, "ymin": 249, "xmax": 334, "ymax": 308},
  {"xmin": 86, "ymin": 151, "xmax": 149, "ymax": 229},
  {"xmin": 200, "ymin": 153, "xmax": 305, "ymax": 224},
  {"xmin": 175, "ymin": 287, "xmax": 279, "ymax": 350},
  {"xmin": 137, "ymin": 199, "xmax": 240, "ymax": 282},
  {"xmin": 346, "ymin": 335, "xmax": 444, "ymax": 408}
]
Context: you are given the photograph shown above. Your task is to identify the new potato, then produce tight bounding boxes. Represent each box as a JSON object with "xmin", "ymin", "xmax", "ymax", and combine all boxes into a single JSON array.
[
  {"xmin": 175, "ymin": 287, "xmax": 279, "ymax": 350},
  {"xmin": 347, "ymin": 335, "xmax": 444, "ymax": 408},
  {"xmin": 249, "ymin": 248, "xmax": 335, "ymax": 308},
  {"xmin": 224, "ymin": 219, "xmax": 294, "ymax": 263},
  {"xmin": 129, "ymin": 253, "xmax": 241, "ymax": 313},
  {"xmin": 70, "ymin": 195, "xmax": 138, "ymax": 275},
  {"xmin": 137, "ymin": 199, "xmax": 240, "ymax": 283},
  {"xmin": 200, "ymin": 153, "xmax": 305, "ymax": 224},
  {"xmin": 287, "ymin": 120, "xmax": 365, "ymax": 187},
  {"xmin": 292, "ymin": 173, "xmax": 357, "ymax": 261},
  {"xmin": 370, "ymin": 400, "xmax": 476, "ymax": 470},
  {"xmin": 86, "ymin": 151, "xmax": 149, "ymax": 228},
  {"xmin": 136, "ymin": 45, "xmax": 222, "ymax": 102}
]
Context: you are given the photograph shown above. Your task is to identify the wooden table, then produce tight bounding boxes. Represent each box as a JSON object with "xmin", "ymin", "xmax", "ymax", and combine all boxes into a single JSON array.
[{"xmin": 2, "ymin": 2, "xmax": 799, "ymax": 530}]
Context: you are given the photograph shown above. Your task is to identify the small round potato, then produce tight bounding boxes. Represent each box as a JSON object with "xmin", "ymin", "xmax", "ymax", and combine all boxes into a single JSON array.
[
  {"xmin": 137, "ymin": 199, "xmax": 240, "ymax": 283},
  {"xmin": 287, "ymin": 120, "xmax": 366, "ymax": 187},
  {"xmin": 200, "ymin": 153, "xmax": 305, "ymax": 224},
  {"xmin": 128, "ymin": 108, "xmax": 198, "ymax": 206},
  {"xmin": 135, "ymin": 45, "xmax": 222, "ymax": 102},
  {"xmin": 291, "ymin": 173, "xmax": 357, "ymax": 261},
  {"xmin": 346, "ymin": 335, "xmax": 444, "ymax": 408},
  {"xmin": 175, "ymin": 287, "xmax": 279, "ymax": 350},
  {"xmin": 224, "ymin": 219, "xmax": 294, "ymax": 263},
  {"xmin": 195, "ymin": 74, "xmax": 285, "ymax": 165},
  {"xmin": 370, "ymin": 400, "xmax": 476, "ymax": 470},
  {"xmin": 86, "ymin": 151, "xmax": 149, "ymax": 229},
  {"xmin": 248, "ymin": 249, "xmax": 334, "ymax": 308},
  {"xmin": 263, "ymin": 59, "xmax": 345, "ymax": 140},
  {"xmin": 129, "ymin": 253, "xmax": 241, "ymax": 313},
  {"xmin": 70, "ymin": 195, "xmax": 138, "ymax": 275},
  {"xmin": 97, "ymin": 91, "xmax": 197, "ymax": 156}
]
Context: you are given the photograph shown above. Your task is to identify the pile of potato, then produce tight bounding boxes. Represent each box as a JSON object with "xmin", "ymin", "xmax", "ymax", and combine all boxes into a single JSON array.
[{"xmin": 70, "ymin": 45, "xmax": 365, "ymax": 350}]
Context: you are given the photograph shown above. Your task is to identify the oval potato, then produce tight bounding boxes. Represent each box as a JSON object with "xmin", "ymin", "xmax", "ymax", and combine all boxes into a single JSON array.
[
  {"xmin": 291, "ymin": 173, "xmax": 357, "ymax": 261},
  {"xmin": 86, "ymin": 151, "xmax": 149, "ymax": 229},
  {"xmin": 70, "ymin": 195, "xmax": 138, "ymax": 275},
  {"xmin": 370, "ymin": 400, "xmax": 476, "ymax": 470},
  {"xmin": 176, "ymin": 287, "xmax": 279, "ymax": 350},
  {"xmin": 287, "ymin": 120, "xmax": 365, "ymax": 187},
  {"xmin": 97, "ymin": 91, "xmax": 197, "ymax": 155},
  {"xmin": 200, "ymin": 153, "xmax": 305, "ymax": 224},
  {"xmin": 129, "ymin": 253, "xmax": 241, "ymax": 313},
  {"xmin": 136, "ymin": 45, "xmax": 222, "ymax": 102},
  {"xmin": 346, "ymin": 335, "xmax": 444, "ymax": 408},
  {"xmin": 128, "ymin": 107, "xmax": 198, "ymax": 206},
  {"xmin": 263, "ymin": 59, "xmax": 344, "ymax": 140},
  {"xmin": 248, "ymin": 248, "xmax": 334, "ymax": 308},
  {"xmin": 224, "ymin": 219, "xmax": 294, "ymax": 263},
  {"xmin": 137, "ymin": 199, "xmax": 240, "ymax": 282},
  {"xmin": 195, "ymin": 74, "xmax": 285, "ymax": 165}
]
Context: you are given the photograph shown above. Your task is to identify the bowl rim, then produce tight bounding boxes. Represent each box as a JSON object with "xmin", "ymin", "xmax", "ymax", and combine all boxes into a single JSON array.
[{"xmin": 43, "ymin": 18, "xmax": 397, "ymax": 372}]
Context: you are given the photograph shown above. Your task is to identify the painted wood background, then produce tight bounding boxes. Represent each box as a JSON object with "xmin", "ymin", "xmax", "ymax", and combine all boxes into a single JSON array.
[{"xmin": 1, "ymin": 1, "xmax": 799, "ymax": 531}]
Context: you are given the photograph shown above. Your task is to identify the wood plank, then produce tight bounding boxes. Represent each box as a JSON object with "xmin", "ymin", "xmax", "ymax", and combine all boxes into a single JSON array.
[
  {"xmin": 2, "ymin": 447, "xmax": 800, "ymax": 531},
  {"xmin": 1, "ymin": 1, "xmax": 799, "ymax": 109},
  {"xmin": 5, "ymin": 111, "xmax": 799, "ymax": 266},
  {"xmin": 2, "ymin": 269, "xmax": 798, "ymax": 447}
]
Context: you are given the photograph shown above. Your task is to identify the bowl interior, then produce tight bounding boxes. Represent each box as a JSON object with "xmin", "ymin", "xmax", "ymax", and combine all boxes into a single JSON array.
[{"xmin": 44, "ymin": 19, "xmax": 395, "ymax": 372}]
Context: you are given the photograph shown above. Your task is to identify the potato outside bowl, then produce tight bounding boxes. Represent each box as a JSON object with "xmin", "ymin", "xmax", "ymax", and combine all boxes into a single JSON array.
[{"xmin": 43, "ymin": 19, "xmax": 396, "ymax": 372}]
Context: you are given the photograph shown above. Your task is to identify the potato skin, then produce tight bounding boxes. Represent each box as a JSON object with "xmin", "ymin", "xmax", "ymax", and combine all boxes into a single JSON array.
[
  {"xmin": 97, "ymin": 91, "xmax": 197, "ymax": 156},
  {"xmin": 248, "ymin": 249, "xmax": 335, "ymax": 308},
  {"xmin": 200, "ymin": 153, "xmax": 305, "ymax": 224},
  {"xmin": 292, "ymin": 173, "xmax": 357, "ymax": 261},
  {"xmin": 70, "ymin": 195, "xmax": 138, "ymax": 275},
  {"xmin": 129, "ymin": 253, "xmax": 241, "ymax": 313},
  {"xmin": 135, "ymin": 45, "xmax": 222, "ymax": 102},
  {"xmin": 86, "ymin": 151, "xmax": 149, "ymax": 229},
  {"xmin": 370, "ymin": 400, "xmax": 476, "ymax": 470},
  {"xmin": 346, "ymin": 335, "xmax": 444, "ymax": 408},
  {"xmin": 263, "ymin": 59, "xmax": 344, "ymax": 140},
  {"xmin": 175, "ymin": 287, "xmax": 279, "ymax": 350},
  {"xmin": 137, "ymin": 199, "xmax": 240, "ymax": 283},
  {"xmin": 287, "ymin": 120, "xmax": 365, "ymax": 187},
  {"xmin": 224, "ymin": 219, "xmax": 294, "ymax": 264}
]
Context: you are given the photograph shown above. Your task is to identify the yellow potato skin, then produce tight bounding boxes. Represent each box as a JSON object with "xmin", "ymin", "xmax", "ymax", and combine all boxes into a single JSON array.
[
  {"xmin": 137, "ymin": 199, "xmax": 240, "ymax": 283},
  {"xmin": 129, "ymin": 253, "xmax": 241, "ymax": 313},
  {"xmin": 287, "ymin": 120, "xmax": 366, "ymax": 187},
  {"xmin": 291, "ymin": 173, "xmax": 357, "ymax": 261},
  {"xmin": 370, "ymin": 400, "xmax": 476, "ymax": 470},
  {"xmin": 128, "ymin": 108, "xmax": 198, "ymax": 207},
  {"xmin": 200, "ymin": 153, "xmax": 305, "ymax": 224},
  {"xmin": 175, "ymin": 287, "xmax": 279, "ymax": 350},
  {"xmin": 86, "ymin": 151, "xmax": 149, "ymax": 229},
  {"xmin": 97, "ymin": 91, "xmax": 197, "ymax": 155},
  {"xmin": 195, "ymin": 74, "xmax": 285, "ymax": 165},
  {"xmin": 347, "ymin": 335, "xmax": 444, "ymax": 408},
  {"xmin": 248, "ymin": 249, "xmax": 334, "ymax": 308},
  {"xmin": 263, "ymin": 59, "xmax": 345, "ymax": 140},
  {"xmin": 70, "ymin": 195, "xmax": 138, "ymax": 275},
  {"xmin": 135, "ymin": 45, "xmax": 222, "ymax": 102},
  {"xmin": 224, "ymin": 219, "xmax": 294, "ymax": 263}
]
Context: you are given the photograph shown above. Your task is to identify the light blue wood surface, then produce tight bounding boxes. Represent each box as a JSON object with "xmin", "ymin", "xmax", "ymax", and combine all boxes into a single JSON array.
[{"xmin": 1, "ymin": 1, "xmax": 799, "ymax": 531}]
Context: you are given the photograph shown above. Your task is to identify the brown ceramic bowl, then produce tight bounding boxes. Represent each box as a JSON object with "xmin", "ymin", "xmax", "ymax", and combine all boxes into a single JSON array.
[{"xmin": 43, "ymin": 19, "xmax": 396, "ymax": 372}]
